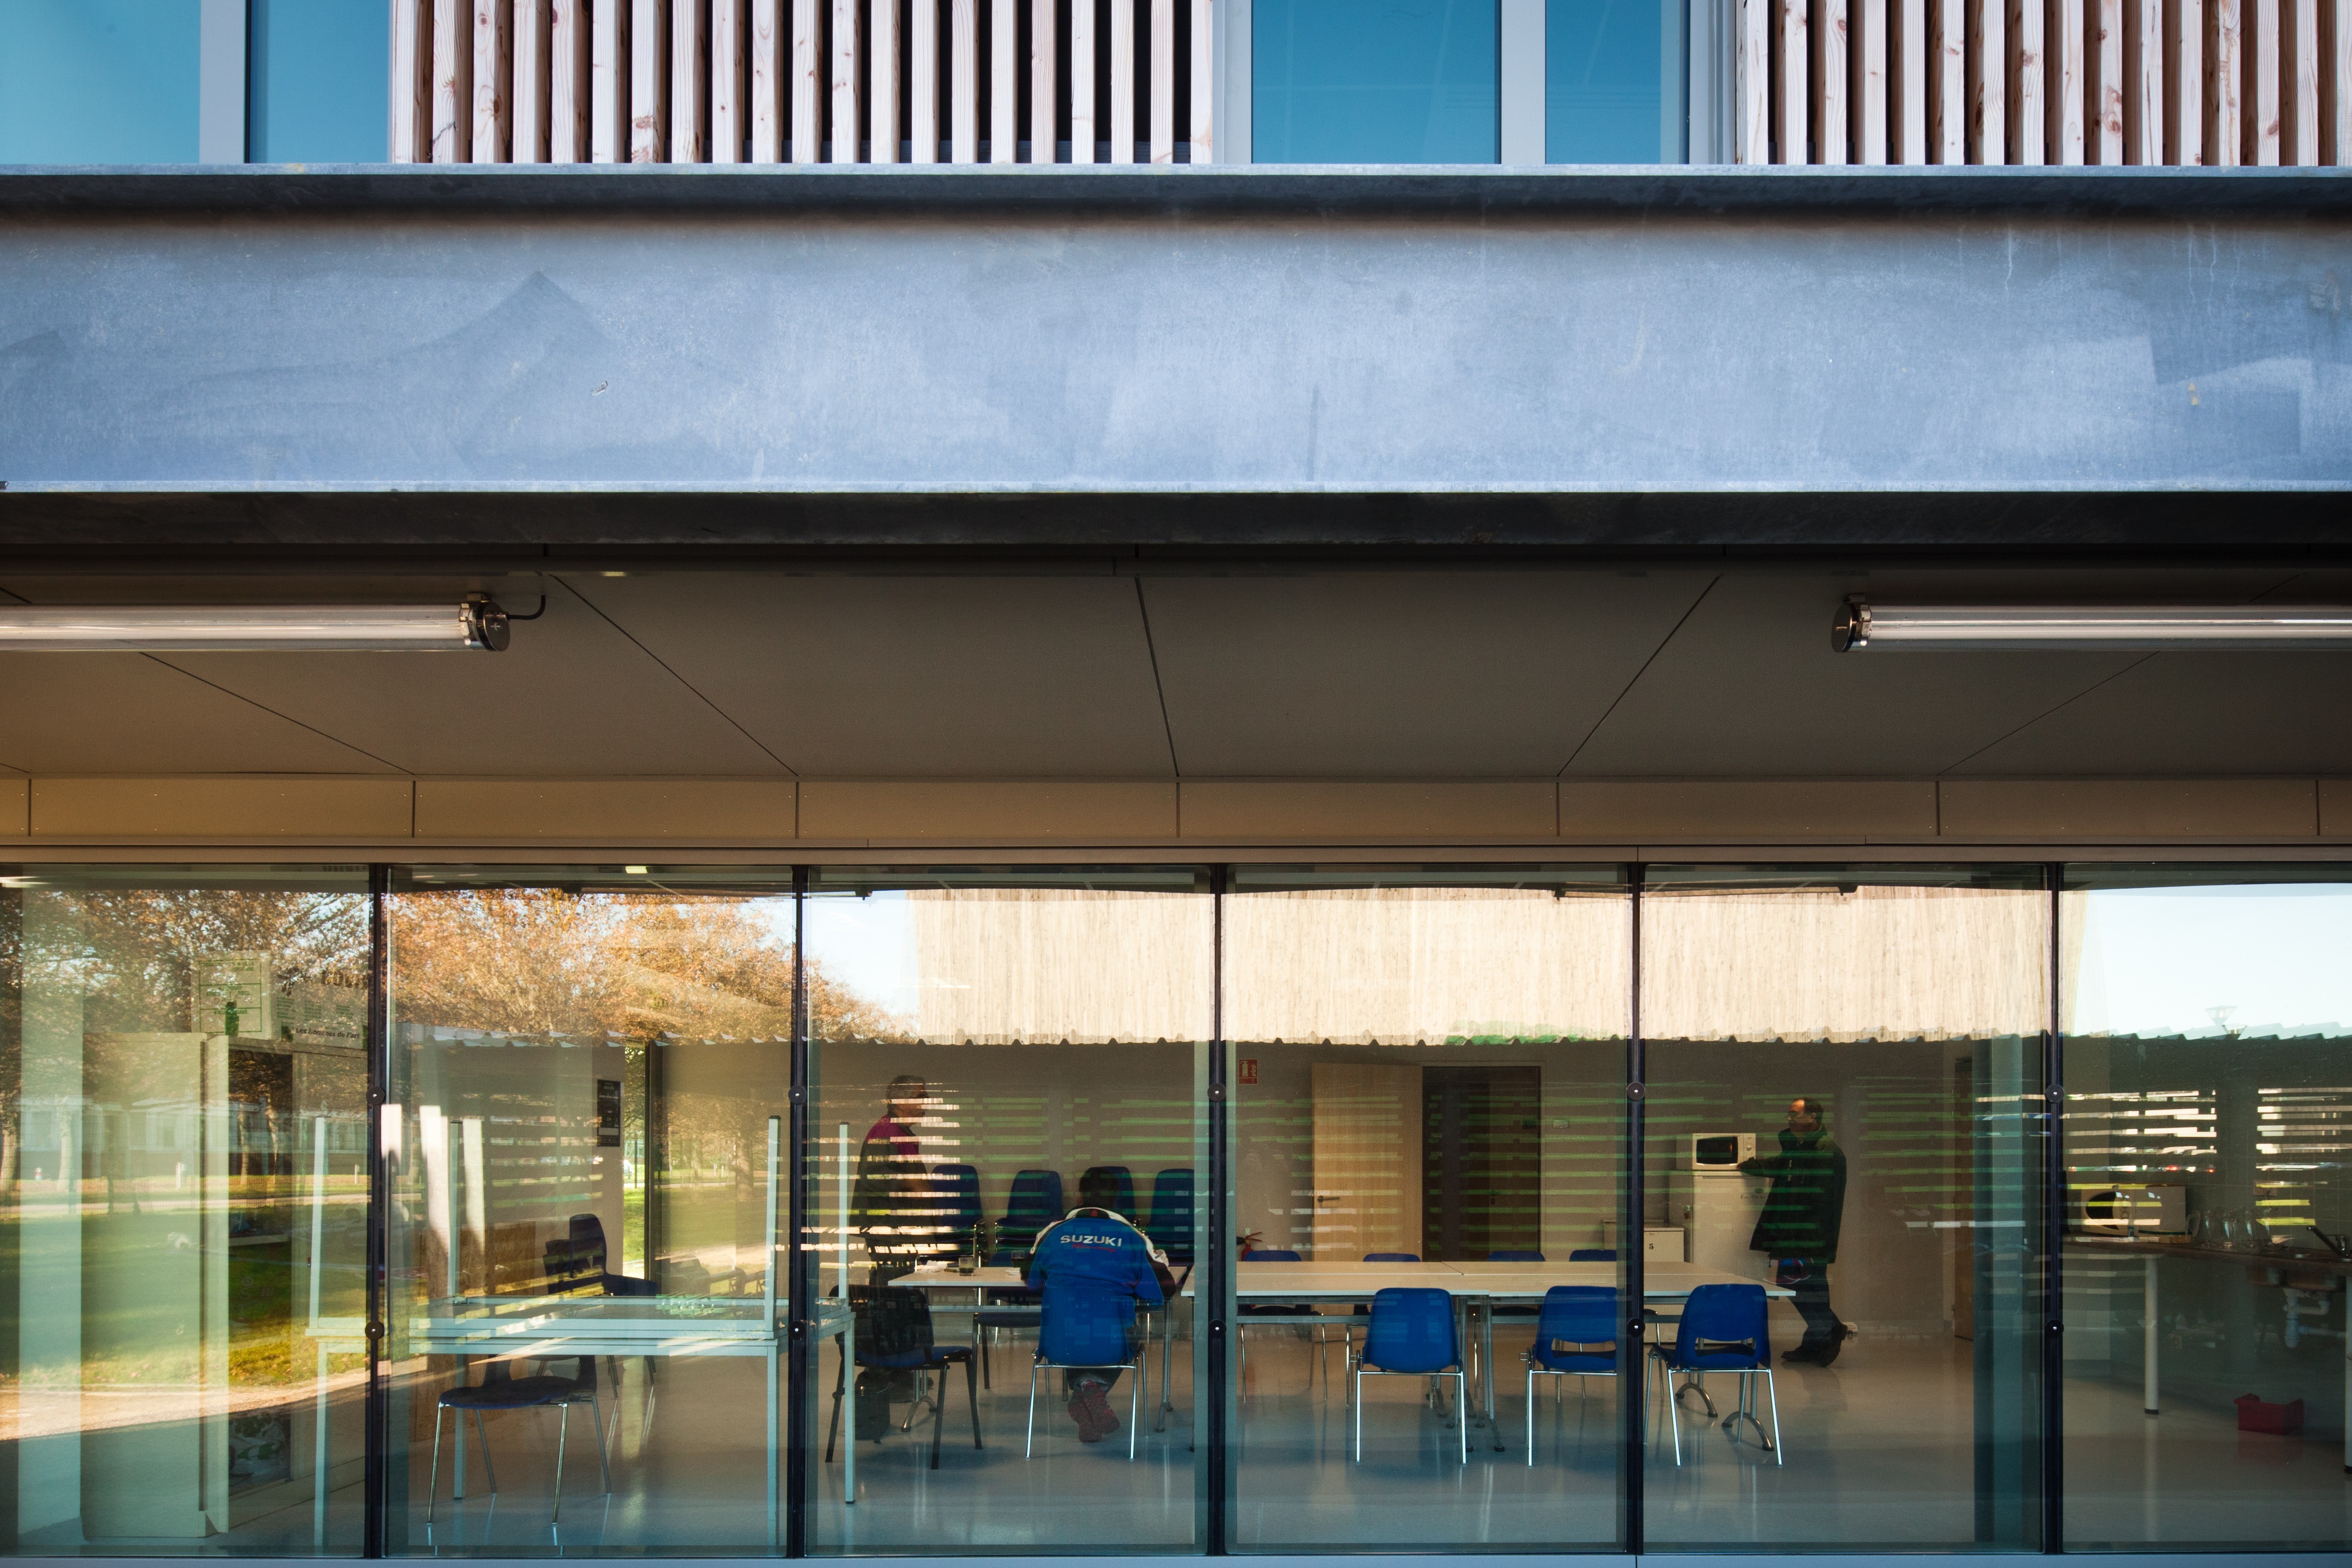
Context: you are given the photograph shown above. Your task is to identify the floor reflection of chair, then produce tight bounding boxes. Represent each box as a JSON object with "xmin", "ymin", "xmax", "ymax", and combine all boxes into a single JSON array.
[
  {"xmin": 1647, "ymin": 1281, "xmax": 1780, "ymax": 1466},
  {"xmin": 1526, "ymin": 1285, "xmax": 1618, "ymax": 1465},
  {"xmin": 825, "ymin": 1285, "xmax": 982, "ymax": 1471},
  {"xmin": 426, "ymin": 1355, "xmax": 611, "ymax": 1524},
  {"xmin": 1349, "ymin": 1287, "xmax": 1467, "ymax": 1465},
  {"xmin": 1026, "ymin": 1285, "xmax": 1147, "ymax": 1461}
]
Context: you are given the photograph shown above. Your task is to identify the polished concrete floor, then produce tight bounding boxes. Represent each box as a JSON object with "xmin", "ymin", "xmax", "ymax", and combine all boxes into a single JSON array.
[{"xmin": 177, "ymin": 1312, "xmax": 2352, "ymax": 1555}]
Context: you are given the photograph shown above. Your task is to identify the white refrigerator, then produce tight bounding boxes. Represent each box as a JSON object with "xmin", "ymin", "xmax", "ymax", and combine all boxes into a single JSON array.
[{"xmin": 1666, "ymin": 1168, "xmax": 1772, "ymax": 1281}]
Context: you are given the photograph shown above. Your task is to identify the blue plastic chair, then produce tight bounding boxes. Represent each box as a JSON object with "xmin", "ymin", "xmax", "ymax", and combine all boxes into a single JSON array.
[
  {"xmin": 1080, "ymin": 1164, "xmax": 1137, "ymax": 1219},
  {"xmin": 1525, "ymin": 1286, "xmax": 1619, "ymax": 1464},
  {"xmin": 1363, "ymin": 1251, "xmax": 1420, "ymax": 1262},
  {"xmin": 935, "ymin": 1162, "xmax": 983, "ymax": 1250},
  {"xmin": 1000, "ymin": 1170, "xmax": 1065, "ymax": 1256},
  {"xmin": 1145, "ymin": 1168, "xmax": 1195, "ymax": 1263},
  {"xmin": 1490, "ymin": 1249, "xmax": 1545, "ymax": 1262},
  {"xmin": 1569, "ymin": 1248, "xmax": 1617, "ymax": 1262},
  {"xmin": 1348, "ymin": 1287, "xmax": 1467, "ymax": 1464},
  {"xmin": 1648, "ymin": 1283, "xmax": 1780, "ymax": 1466},
  {"xmin": 824, "ymin": 1284, "xmax": 982, "ymax": 1470},
  {"xmin": 1026, "ymin": 1282, "xmax": 1147, "ymax": 1460}
]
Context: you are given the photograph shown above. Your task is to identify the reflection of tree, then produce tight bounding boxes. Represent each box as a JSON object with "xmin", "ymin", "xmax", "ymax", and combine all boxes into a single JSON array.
[{"xmin": 390, "ymin": 890, "xmax": 894, "ymax": 1040}]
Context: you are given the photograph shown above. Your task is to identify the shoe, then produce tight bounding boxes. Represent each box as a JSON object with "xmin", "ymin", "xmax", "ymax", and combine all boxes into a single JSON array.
[
  {"xmin": 1816, "ymin": 1323, "xmax": 1852, "ymax": 1367},
  {"xmin": 1068, "ymin": 1395, "xmax": 1104, "ymax": 1442},
  {"xmin": 1074, "ymin": 1378, "xmax": 1119, "ymax": 1440},
  {"xmin": 1780, "ymin": 1345, "xmax": 1822, "ymax": 1365}
]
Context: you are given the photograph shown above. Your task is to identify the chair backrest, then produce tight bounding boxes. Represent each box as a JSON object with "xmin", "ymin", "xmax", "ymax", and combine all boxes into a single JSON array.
[
  {"xmin": 936, "ymin": 1162, "xmax": 982, "ymax": 1239},
  {"xmin": 1079, "ymin": 1164, "xmax": 1137, "ymax": 1219},
  {"xmin": 1361, "ymin": 1287, "xmax": 1459, "ymax": 1374},
  {"xmin": 1489, "ymin": 1249, "xmax": 1545, "ymax": 1262},
  {"xmin": 1568, "ymin": 1248, "xmax": 1617, "ymax": 1262},
  {"xmin": 1146, "ymin": 1168, "xmax": 1195, "ymax": 1262},
  {"xmin": 1241, "ymin": 1248, "xmax": 1302, "ymax": 1262},
  {"xmin": 1001, "ymin": 1170, "xmax": 1065, "ymax": 1250},
  {"xmin": 1037, "ymin": 1279, "xmax": 1141, "ymax": 1368},
  {"xmin": 1674, "ymin": 1283, "xmax": 1770, "ymax": 1369},
  {"xmin": 546, "ymin": 1212, "xmax": 608, "ymax": 1287},
  {"xmin": 1533, "ymin": 1285, "xmax": 1619, "ymax": 1372},
  {"xmin": 848, "ymin": 1283, "xmax": 936, "ymax": 1363},
  {"xmin": 1363, "ymin": 1252, "xmax": 1420, "ymax": 1263}
]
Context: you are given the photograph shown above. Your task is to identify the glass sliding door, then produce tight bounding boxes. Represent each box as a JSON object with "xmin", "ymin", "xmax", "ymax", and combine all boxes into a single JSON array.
[
  {"xmin": 2060, "ymin": 866, "xmax": 2352, "ymax": 1549},
  {"xmin": 0, "ymin": 864, "xmax": 370, "ymax": 1556},
  {"xmin": 801, "ymin": 867, "xmax": 1211, "ymax": 1555},
  {"xmin": 1221, "ymin": 867, "xmax": 1631, "ymax": 1552},
  {"xmin": 1639, "ymin": 866, "xmax": 2048, "ymax": 1550},
  {"xmin": 382, "ymin": 867, "xmax": 796, "ymax": 1555}
]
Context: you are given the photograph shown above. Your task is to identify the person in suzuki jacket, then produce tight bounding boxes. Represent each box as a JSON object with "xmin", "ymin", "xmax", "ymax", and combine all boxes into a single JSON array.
[
  {"xmin": 1027, "ymin": 1169, "xmax": 1168, "ymax": 1443},
  {"xmin": 1739, "ymin": 1096, "xmax": 1851, "ymax": 1365}
]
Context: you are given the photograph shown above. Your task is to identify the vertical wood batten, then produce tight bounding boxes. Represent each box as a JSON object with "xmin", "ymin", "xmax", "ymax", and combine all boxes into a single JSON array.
[
  {"xmin": 631, "ymin": 0, "xmax": 666, "ymax": 157},
  {"xmin": 792, "ymin": 0, "xmax": 821, "ymax": 161},
  {"xmin": 1780, "ymin": 0, "xmax": 1809, "ymax": 158},
  {"xmin": 1816, "ymin": 0, "xmax": 1850, "ymax": 160},
  {"xmin": 552, "ymin": 0, "xmax": 590, "ymax": 159},
  {"xmin": 991, "ymin": 0, "xmax": 1018, "ymax": 161},
  {"xmin": 672, "ymin": 0, "xmax": 708, "ymax": 160},
  {"xmin": 1032, "ymin": 0, "xmax": 1057, "ymax": 160},
  {"xmin": 1931, "ymin": 0, "xmax": 1966, "ymax": 154},
  {"xmin": 952, "ymin": 0, "xmax": 979, "ymax": 159},
  {"xmin": 2329, "ymin": 0, "xmax": 2349, "ymax": 160},
  {"xmin": 393, "ymin": 0, "xmax": 432, "ymax": 159},
  {"xmin": 1111, "ymin": 0, "xmax": 1137, "ymax": 160},
  {"xmin": 2055, "ymin": 0, "xmax": 2088, "ymax": 157},
  {"xmin": 1740, "ymin": 0, "xmax": 1771, "ymax": 156},
  {"xmin": 752, "ymin": 0, "xmax": 784, "ymax": 158},
  {"xmin": 876, "ymin": 0, "xmax": 904, "ymax": 159},
  {"xmin": 1190, "ymin": 0, "xmax": 1213, "ymax": 159},
  {"xmin": 833, "ymin": 0, "xmax": 863, "ymax": 158},
  {"xmin": 1857, "ymin": 0, "xmax": 1889, "ymax": 160},
  {"xmin": 2096, "ymin": 0, "xmax": 2126, "ymax": 156},
  {"xmin": 1073, "ymin": 0, "xmax": 1099, "ymax": 159},
  {"xmin": 433, "ymin": 0, "xmax": 473, "ymax": 161},
  {"xmin": 2210, "ymin": 0, "xmax": 2242, "ymax": 158},
  {"xmin": 714, "ymin": 0, "xmax": 747, "ymax": 160},
  {"xmin": 2125, "ymin": 0, "xmax": 2161, "ymax": 155},
  {"xmin": 514, "ymin": 0, "xmax": 551, "ymax": 160},
  {"xmin": 2009, "ymin": 0, "xmax": 2044, "ymax": 161},
  {"xmin": 2288, "ymin": 0, "xmax": 2318, "ymax": 157},
  {"xmin": 2171, "ymin": 0, "xmax": 2205, "ymax": 158},
  {"xmin": 1973, "ymin": 0, "xmax": 2007, "ymax": 161},
  {"xmin": 1151, "ymin": 0, "xmax": 1175, "ymax": 160},
  {"xmin": 913, "ymin": 0, "xmax": 941, "ymax": 159},
  {"xmin": 472, "ymin": 0, "xmax": 511, "ymax": 161},
  {"xmin": 1899, "ymin": 0, "xmax": 1928, "ymax": 154},
  {"xmin": 2251, "ymin": 0, "xmax": 2282, "ymax": 157}
]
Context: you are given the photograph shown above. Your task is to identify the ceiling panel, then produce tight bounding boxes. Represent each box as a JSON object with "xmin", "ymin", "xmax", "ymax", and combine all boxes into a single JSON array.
[
  {"xmin": 1951, "ymin": 653, "xmax": 2352, "ymax": 775},
  {"xmin": 574, "ymin": 574, "xmax": 1174, "ymax": 777},
  {"xmin": 0, "ymin": 652, "xmax": 395, "ymax": 774},
  {"xmin": 1141, "ymin": 572, "xmax": 1716, "ymax": 777}
]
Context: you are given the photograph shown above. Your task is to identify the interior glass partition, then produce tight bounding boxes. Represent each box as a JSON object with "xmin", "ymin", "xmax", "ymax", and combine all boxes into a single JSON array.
[
  {"xmin": 2060, "ymin": 866, "xmax": 2352, "ymax": 1550},
  {"xmin": 1221, "ymin": 867, "xmax": 1631, "ymax": 1551},
  {"xmin": 801, "ymin": 867, "xmax": 1211, "ymax": 1555},
  {"xmin": 1639, "ymin": 866, "xmax": 2048, "ymax": 1551},
  {"xmin": 383, "ymin": 868, "xmax": 796, "ymax": 1556},
  {"xmin": 0, "ymin": 864, "xmax": 370, "ymax": 1555}
]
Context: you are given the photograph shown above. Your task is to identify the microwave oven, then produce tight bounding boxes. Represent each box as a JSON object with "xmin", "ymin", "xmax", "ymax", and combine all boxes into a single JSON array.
[{"xmin": 1690, "ymin": 1132, "xmax": 1757, "ymax": 1170}]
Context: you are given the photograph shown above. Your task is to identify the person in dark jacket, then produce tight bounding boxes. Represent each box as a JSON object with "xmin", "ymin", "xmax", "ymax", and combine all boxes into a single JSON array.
[
  {"xmin": 852, "ymin": 1074, "xmax": 946, "ymax": 1285},
  {"xmin": 1740, "ymin": 1097, "xmax": 1851, "ymax": 1365},
  {"xmin": 1028, "ymin": 1169, "xmax": 1167, "ymax": 1442}
]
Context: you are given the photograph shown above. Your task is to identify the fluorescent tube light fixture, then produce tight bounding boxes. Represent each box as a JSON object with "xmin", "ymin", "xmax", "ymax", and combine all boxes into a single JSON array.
[
  {"xmin": 0, "ymin": 597, "xmax": 512, "ymax": 652},
  {"xmin": 1834, "ymin": 600, "xmax": 2352, "ymax": 652}
]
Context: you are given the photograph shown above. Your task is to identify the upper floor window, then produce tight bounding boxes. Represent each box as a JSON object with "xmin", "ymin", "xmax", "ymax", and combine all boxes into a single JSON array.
[
  {"xmin": 1254, "ymin": 0, "xmax": 1503, "ymax": 164},
  {"xmin": 249, "ymin": 0, "xmax": 388, "ymax": 163}
]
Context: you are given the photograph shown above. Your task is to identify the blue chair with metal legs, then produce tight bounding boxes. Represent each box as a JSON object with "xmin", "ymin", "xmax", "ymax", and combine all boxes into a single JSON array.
[
  {"xmin": 1026, "ymin": 1284, "xmax": 1146, "ymax": 1460},
  {"xmin": 1647, "ymin": 1282, "xmax": 1781, "ymax": 1466},
  {"xmin": 1348, "ymin": 1287, "xmax": 1467, "ymax": 1464},
  {"xmin": 1525, "ymin": 1285, "xmax": 1618, "ymax": 1464},
  {"xmin": 1569, "ymin": 1248, "xmax": 1616, "ymax": 1262},
  {"xmin": 1489, "ymin": 1250, "xmax": 1545, "ymax": 1261},
  {"xmin": 427, "ymin": 1355, "xmax": 610, "ymax": 1524}
]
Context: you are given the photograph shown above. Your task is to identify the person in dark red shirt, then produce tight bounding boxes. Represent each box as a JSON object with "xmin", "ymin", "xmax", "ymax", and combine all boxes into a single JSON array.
[{"xmin": 851, "ymin": 1074, "xmax": 938, "ymax": 1284}]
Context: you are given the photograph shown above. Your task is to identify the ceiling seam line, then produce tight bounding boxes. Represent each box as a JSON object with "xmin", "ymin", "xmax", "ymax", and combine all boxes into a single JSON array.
[
  {"xmin": 1557, "ymin": 574, "xmax": 1722, "ymax": 775},
  {"xmin": 1934, "ymin": 653, "xmax": 2158, "ymax": 775},
  {"xmin": 555, "ymin": 575, "xmax": 801, "ymax": 777},
  {"xmin": 1133, "ymin": 577, "xmax": 1183, "ymax": 778},
  {"xmin": 142, "ymin": 654, "xmax": 414, "ymax": 774}
]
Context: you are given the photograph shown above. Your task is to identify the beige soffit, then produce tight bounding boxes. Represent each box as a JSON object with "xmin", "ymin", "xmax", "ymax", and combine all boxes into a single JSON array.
[
  {"xmin": 1559, "ymin": 780, "xmax": 1938, "ymax": 841},
  {"xmin": 1938, "ymin": 779, "xmax": 2322, "ymax": 840},
  {"xmin": 798, "ymin": 782, "xmax": 1179, "ymax": 841},
  {"xmin": 2322, "ymin": 781, "xmax": 2352, "ymax": 838},
  {"xmin": 1180, "ymin": 781, "xmax": 1557, "ymax": 841},
  {"xmin": 31, "ymin": 776, "xmax": 416, "ymax": 839},
  {"xmin": 0, "ymin": 776, "xmax": 26, "ymax": 837},
  {"xmin": 415, "ymin": 779, "xmax": 799, "ymax": 841}
]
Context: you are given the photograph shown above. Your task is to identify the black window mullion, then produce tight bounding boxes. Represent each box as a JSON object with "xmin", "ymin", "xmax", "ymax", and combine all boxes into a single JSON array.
[
  {"xmin": 2043, "ymin": 864, "xmax": 2065, "ymax": 1552},
  {"xmin": 363, "ymin": 863, "xmax": 390, "ymax": 1559},
  {"xmin": 1206, "ymin": 863, "xmax": 1230, "ymax": 1553},
  {"xmin": 787, "ymin": 865, "xmax": 812, "ymax": 1557},
  {"xmin": 1624, "ymin": 863, "xmax": 1645, "ymax": 1555}
]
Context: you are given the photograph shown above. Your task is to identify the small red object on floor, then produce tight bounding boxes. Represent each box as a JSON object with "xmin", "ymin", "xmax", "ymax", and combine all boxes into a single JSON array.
[{"xmin": 2235, "ymin": 1394, "xmax": 2305, "ymax": 1434}]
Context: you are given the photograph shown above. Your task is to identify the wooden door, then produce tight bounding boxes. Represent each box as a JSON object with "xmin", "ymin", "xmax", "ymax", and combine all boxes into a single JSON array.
[{"xmin": 1310, "ymin": 1063, "xmax": 1423, "ymax": 1260}]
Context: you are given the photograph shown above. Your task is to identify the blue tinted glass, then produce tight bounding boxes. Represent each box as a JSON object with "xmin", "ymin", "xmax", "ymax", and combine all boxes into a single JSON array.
[
  {"xmin": 1546, "ymin": 0, "xmax": 1672, "ymax": 161},
  {"xmin": 0, "ymin": 0, "xmax": 199, "ymax": 163},
  {"xmin": 1254, "ymin": 1, "xmax": 1499, "ymax": 164},
  {"xmin": 249, "ymin": 0, "xmax": 388, "ymax": 163}
]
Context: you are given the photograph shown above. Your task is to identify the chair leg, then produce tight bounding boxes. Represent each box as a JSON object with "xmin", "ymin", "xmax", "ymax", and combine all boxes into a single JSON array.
[
  {"xmin": 980, "ymin": 1328, "xmax": 991, "ymax": 1390},
  {"xmin": 427, "ymin": 1407, "xmax": 444, "ymax": 1523},
  {"xmin": 473, "ymin": 1409, "xmax": 498, "ymax": 1494},
  {"xmin": 966, "ymin": 1355, "xmax": 983, "ymax": 1448},
  {"xmin": 1025, "ymin": 1362, "xmax": 1042, "ymax": 1458},
  {"xmin": 1455, "ymin": 1371, "xmax": 1467, "ymax": 1465},
  {"xmin": 930, "ymin": 1364, "xmax": 948, "ymax": 1471},
  {"xmin": 1667, "ymin": 1366, "xmax": 1684, "ymax": 1466},
  {"xmin": 823, "ymin": 1351, "xmax": 844, "ymax": 1463},
  {"xmin": 1525, "ymin": 1369, "xmax": 1535, "ymax": 1466},
  {"xmin": 1352, "ymin": 1369, "xmax": 1363, "ymax": 1462},
  {"xmin": 591, "ymin": 1393, "xmax": 611, "ymax": 1492},
  {"xmin": 1127, "ymin": 1360, "xmax": 1141, "ymax": 1461},
  {"xmin": 1765, "ymin": 1368, "xmax": 1783, "ymax": 1466},
  {"xmin": 551, "ymin": 1402, "xmax": 568, "ymax": 1524}
]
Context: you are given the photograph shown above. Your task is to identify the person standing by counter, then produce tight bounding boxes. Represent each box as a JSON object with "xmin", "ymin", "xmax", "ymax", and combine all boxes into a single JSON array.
[{"xmin": 1741, "ymin": 1096, "xmax": 1851, "ymax": 1365}]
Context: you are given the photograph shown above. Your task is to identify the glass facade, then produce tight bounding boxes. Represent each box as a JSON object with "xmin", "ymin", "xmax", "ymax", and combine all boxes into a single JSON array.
[
  {"xmin": 1253, "ymin": 1, "xmax": 1502, "ymax": 163},
  {"xmin": 248, "ymin": 0, "xmax": 387, "ymax": 165},
  {"xmin": 1545, "ymin": 0, "xmax": 1682, "ymax": 163},
  {"xmin": 0, "ymin": 0, "xmax": 201, "ymax": 164},
  {"xmin": 3, "ymin": 858, "xmax": 2348, "ymax": 1556}
]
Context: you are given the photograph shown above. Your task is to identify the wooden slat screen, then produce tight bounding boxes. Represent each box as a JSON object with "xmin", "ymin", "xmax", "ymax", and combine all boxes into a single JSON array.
[
  {"xmin": 392, "ymin": 0, "xmax": 1215, "ymax": 164},
  {"xmin": 1742, "ymin": 0, "xmax": 2349, "ymax": 157}
]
